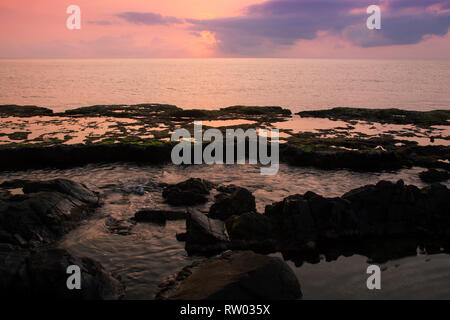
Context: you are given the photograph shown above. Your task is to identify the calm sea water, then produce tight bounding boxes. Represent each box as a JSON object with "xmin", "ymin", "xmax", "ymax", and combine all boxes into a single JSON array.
[{"xmin": 1, "ymin": 59, "xmax": 449, "ymax": 112}]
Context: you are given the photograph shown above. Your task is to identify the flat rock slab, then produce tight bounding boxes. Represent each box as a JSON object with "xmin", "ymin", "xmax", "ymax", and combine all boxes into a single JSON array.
[{"xmin": 168, "ymin": 251, "xmax": 302, "ymax": 300}]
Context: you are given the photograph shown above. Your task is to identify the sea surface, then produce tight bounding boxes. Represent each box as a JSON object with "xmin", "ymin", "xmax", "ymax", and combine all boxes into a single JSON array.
[{"xmin": 1, "ymin": 59, "xmax": 450, "ymax": 112}]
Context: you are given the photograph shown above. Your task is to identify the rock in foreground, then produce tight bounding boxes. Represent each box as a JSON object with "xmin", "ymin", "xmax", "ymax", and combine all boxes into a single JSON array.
[
  {"xmin": 0, "ymin": 247, "xmax": 124, "ymax": 299},
  {"xmin": 0, "ymin": 179, "xmax": 101, "ymax": 247},
  {"xmin": 162, "ymin": 251, "xmax": 301, "ymax": 300},
  {"xmin": 0, "ymin": 178, "xmax": 124, "ymax": 299}
]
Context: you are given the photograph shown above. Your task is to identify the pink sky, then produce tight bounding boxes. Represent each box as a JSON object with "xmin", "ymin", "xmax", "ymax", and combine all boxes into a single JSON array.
[{"xmin": 0, "ymin": 0, "xmax": 449, "ymax": 58}]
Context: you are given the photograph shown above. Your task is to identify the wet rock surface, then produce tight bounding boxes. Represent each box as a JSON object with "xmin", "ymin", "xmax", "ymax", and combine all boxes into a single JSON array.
[
  {"xmin": 185, "ymin": 209, "xmax": 230, "ymax": 256},
  {"xmin": 0, "ymin": 104, "xmax": 53, "ymax": 116},
  {"xmin": 0, "ymin": 179, "xmax": 101, "ymax": 247},
  {"xmin": 298, "ymin": 107, "xmax": 450, "ymax": 127},
  {"xmin": 157, "ymin": 251, "xmax": 301, "ymax": 300},
  {"xmin": 162, "ymin": 178, "xmax": 214, "ymax": 206},
  {"xmin": 183, "ymin": 180, "xmax": 450, "ymax": 263},
  {"xmin": 0, "ymin": 247, "xmax": 124, "ymax": 299},
  {"xmin": 209, "ymin": 185, "xmax": 256, "ymax": 220},
  {"xmin": 419, "ymin": 168, "xmax": 450, "ymax": 183},
  {"xmin": 0, "ymin": 179, "xmax": 124, "ymax": 299}
]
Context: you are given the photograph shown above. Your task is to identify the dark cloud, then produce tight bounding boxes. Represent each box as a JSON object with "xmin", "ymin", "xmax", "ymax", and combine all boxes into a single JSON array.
[
  {"xmin": 88, "ymin": 20, "xmax": 116, "ymax": 26},
  {"xmin": 116, "ymin": 12, "xmax": 183, "ymax": 26},
  {"xmin": 387, "ymin": 0, "xmax": 450, "ymax": 9},
  {"xmin": 187, "ymin": 0, "xmax": 450, "ymax": 55}
]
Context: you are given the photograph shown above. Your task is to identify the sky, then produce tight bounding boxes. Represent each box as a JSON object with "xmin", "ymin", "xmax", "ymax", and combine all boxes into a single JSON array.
[{"xmin": 0, "ymin": 0, "xmax": 450, "ymax": 58}]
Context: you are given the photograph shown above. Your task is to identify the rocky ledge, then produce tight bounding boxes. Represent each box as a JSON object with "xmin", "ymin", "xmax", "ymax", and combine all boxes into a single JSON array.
[{"xmin": 0, "ymin": 179, "xmax": 124, "ymax": 299}]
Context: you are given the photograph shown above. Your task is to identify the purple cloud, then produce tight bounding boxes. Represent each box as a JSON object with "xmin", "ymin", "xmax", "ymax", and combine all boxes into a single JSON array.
[
  {"xmin": 116, "ymin": 12, "xmax": 183, "ymax": 26},
  {"xmin": 187, "ymin": 0, "xmax": 450, "ymax": 55}
]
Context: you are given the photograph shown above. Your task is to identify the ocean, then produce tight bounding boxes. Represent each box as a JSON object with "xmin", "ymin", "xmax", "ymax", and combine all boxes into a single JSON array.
[{"xmin": 1, "ymin": 58, "xmax": 449, "ymax": 112}]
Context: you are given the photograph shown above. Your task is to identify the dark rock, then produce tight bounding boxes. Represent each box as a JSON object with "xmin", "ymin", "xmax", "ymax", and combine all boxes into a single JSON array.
[
  {"xmin": 214, "ymin": 180, "xmax": 450, "ymax": 264},
  {"xmin": 134, "ymin": 209, "xmax": 187, "ymax": 224},
  {"xmin": 419, "ymin": 168, "xmax": 450, "ymax": 183},
  {"xmin": 162, "ymin": 178, "xmax": 214, "ymax": 206},
  {"xmin": 220, "ymin": 105, "xmax": 292, "ymax": 116},
  {"xmin": 185, "ymin": 209, "xmax": 230, "ymax": 255},
  {"xmin": 22, "ymin": 179, "xmax": 100, "ymax": 205},
  {"xmin": 167, "ymin": 251, "xmax": 301, "ymax": 300},
  {"xmin": 0, "ymin": 248, "xmax": 124, "ymax": 299},
  {"xmin": 209, "ymin": 185, "xmax": 256, "ymax": 220},
  {"xmin": 176, "ymin": 232, "xmax": 188, "ymax": 242},
  {"xmin": 226, "ymin": 212, "xmax": 272, "ymax": 241},
  {"xmin": 297, "ymin": 107, "xmax": 450, "ymax": 127},
  {"xmin": 0, "ymin": 179, "xmax": 101, "ymax": 246},
  {"xmin": 0, "ymin": 105, "xmax": 53, "ymax": 116}
]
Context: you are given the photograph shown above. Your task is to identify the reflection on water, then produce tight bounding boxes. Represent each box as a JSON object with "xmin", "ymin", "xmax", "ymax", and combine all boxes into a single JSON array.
[
  {"xmin": 272, "ymin": 116, "xmax": 450, "ymax": 146},
  {"xmin": 0, "ymin": 163, "xmax": 448, "ymax": 299},
  {"xmin": 1, "ymin": 59, "xmax": 450, "ymax": 111},
  {"xmin": 272, "ymin": 253, "xmax": 450, "ymax": 300}
]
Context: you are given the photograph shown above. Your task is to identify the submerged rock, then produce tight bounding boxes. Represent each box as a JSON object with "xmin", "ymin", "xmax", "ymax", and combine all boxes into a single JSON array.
[
  {"xmin": 209, "ymin": 185, "xmax": 256, "ymax": 220},
  {"xmin": 0, "ymin": 248, "xmax": 124, "ymax": 299},
  {"xmin": 105, "ymin": 217, "xmax": 135, "ymax": 235},
  {"xmin": 162, "ymin": 178, "xmax": 214, "ymax": 206},
  {"xmin": 164, "ymin": 251, "xmax": 301, "ymax": 300}
]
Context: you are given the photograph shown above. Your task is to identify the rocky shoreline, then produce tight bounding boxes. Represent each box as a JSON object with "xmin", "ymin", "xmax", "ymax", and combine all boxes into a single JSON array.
[
  {"xmin": 0, "ymin": 104, "xmax": 449, "ymax": 299},
  {"xmin": 1, "ymin": 175, "xmax": 449, "ymax": 299},
  {"xmin": 0, "ymin": 105, "xmax": 448, "ymax": 176}
]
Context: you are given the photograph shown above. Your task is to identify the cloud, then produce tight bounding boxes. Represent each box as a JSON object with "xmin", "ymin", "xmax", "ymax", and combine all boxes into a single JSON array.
[
  {"xmin": 186, "ymin": 0, "xmax": 450, "ymax": 55},
  {"xmin": 88, "ymin": 20, "xmax": 117, "ymax": 26},
  {"xmin": 116, "ymin": 12, "xmax": 183, "ymax": 26}
]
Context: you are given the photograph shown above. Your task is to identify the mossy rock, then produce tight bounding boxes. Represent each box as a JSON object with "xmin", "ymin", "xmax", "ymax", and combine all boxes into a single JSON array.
[
  {"xmin": 0, "ymin": 105, "xmax": 53, "ymax": 116},
  {"xmin": 298, "ymin": 107, "xmax": 450, "ymax": 127},
  {"xmin": 221, "ymin": 105, "xmax": 291, "ymax": 116}
]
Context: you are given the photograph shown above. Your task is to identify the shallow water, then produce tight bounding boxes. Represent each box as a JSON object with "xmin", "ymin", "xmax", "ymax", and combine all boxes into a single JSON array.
[
  {"xmin": 0, "ymin": 162, "xmax": 449, "ymax": 299},
  {"xmin": 1, "ymin": 114, "xmax": 448, "ymax": 146}
]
